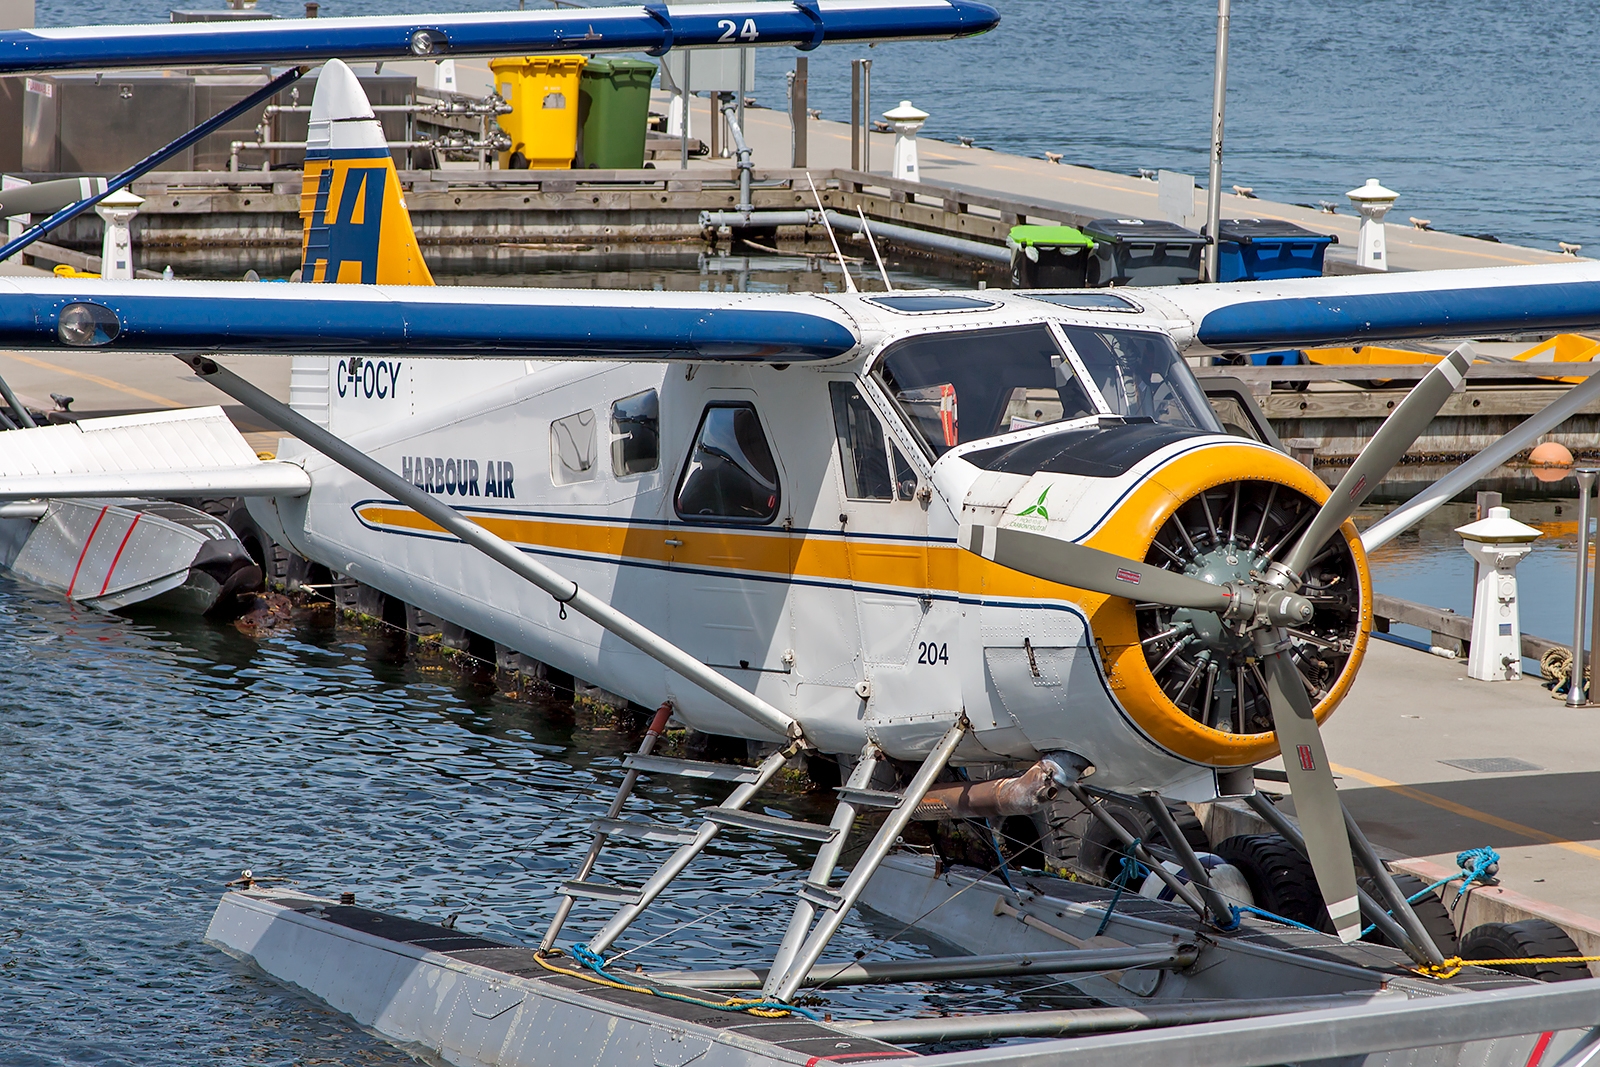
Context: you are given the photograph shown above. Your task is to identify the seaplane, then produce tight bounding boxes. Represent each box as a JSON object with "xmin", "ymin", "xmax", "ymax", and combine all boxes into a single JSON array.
[{"xmin": 4, "ymin": 4, "xmax": 1600, "ymax": 1065}]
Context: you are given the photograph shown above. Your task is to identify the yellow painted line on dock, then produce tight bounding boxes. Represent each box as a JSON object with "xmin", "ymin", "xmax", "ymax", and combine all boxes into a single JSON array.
[
  {"xmin": 0, "ymin": 352, "xmax": 181, "ymax": 408},
  {"xmin": 1333, "ymin": 762, "xmax": 1600, "ymax": 861}
]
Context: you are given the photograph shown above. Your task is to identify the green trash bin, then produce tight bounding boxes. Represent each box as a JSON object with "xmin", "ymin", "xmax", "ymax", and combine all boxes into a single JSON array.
[
  {"xmin": 1007, "ymin": 225, "xmax": 1095, "ymax": 288},
  {"xmin": 576, "ymin": 57, "xmax": 656, "ymax": 169}
]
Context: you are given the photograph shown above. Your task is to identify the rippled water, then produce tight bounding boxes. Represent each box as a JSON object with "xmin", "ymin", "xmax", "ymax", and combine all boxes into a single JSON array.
[
  {"xmin": 0, "ymin": 580, "xmax": 1091, "ymax": 1065},
  {"xmin": 32, "ymin": 0, "xmax": 1600, "ymax": 253}
]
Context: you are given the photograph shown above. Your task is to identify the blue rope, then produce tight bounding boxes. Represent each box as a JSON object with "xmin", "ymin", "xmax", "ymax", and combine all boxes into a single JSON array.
[
  {"xmin": 1094, "ymin": 838, "xmax": 1148, "ymax": 937},
  {"xmin": 566, "ymin": 944, "xmax": 823, "ymax": 1021},
  {"xmin": 1228, "ymin": 904, "xmax": 1321, "ymax": 933},
  {"xmin": 1357, "ymin": 846, "xmax": 1501, "ymax": 938}
]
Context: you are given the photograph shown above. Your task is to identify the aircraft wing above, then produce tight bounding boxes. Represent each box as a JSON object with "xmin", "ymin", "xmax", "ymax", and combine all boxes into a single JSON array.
[
  {"xmin": 1134, "ymin": 261, "xmax": 1600, "ymax": 352},
  {"xmin": 0, "ymin": 280, "xmax": 862, "ymax": 361},
  {"xmin": 0, "ymin": 0, "xmax": 998, "ymax": 75},
  {"xmin": 0, "ymin": 406, "xmax": 310, "ymax": 501}
]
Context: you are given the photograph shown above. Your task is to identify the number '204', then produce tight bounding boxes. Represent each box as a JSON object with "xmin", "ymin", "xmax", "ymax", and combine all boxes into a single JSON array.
[{"xmin": 917, "ymin": 642, "xmax": 949, "ymax": 666}]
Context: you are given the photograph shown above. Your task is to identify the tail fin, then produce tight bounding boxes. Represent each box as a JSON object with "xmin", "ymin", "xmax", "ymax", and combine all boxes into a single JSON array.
[{"xmin": 299, "ymin": 58, "xmax": 433, "ymax": 286}]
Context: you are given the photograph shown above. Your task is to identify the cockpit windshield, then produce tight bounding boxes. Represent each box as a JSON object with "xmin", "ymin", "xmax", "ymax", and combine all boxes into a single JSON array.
[{"xmin": 873, "ymin": 323, "xmax": 1220, "ymax": 458}]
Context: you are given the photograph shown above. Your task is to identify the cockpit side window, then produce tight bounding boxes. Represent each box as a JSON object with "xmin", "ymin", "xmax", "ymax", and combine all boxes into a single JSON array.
[
  {"xmin": 874, "ymin": 324, "xmax": 1098, "ymax": 458},
  {"xmin": 830, "ymin": 381, "xmax": 892, "ymax": 500},
  {"xmin": 1061, "ymin": 326, "xmax": 1221, "ymax": 431},
  {"xmin": 674, "ymin": 402, "xmax": 781, "ymax": 524}
]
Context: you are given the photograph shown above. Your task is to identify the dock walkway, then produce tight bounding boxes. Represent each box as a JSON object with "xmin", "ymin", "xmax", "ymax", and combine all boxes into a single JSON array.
[{"xmin": 669, "ymin": 92, "xmax": 1578, "ymax": 273}]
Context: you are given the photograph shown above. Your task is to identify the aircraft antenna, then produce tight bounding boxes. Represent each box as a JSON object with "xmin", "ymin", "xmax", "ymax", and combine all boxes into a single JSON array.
[
  {"xmin": 805, "ymin": 172, "xmax": 857, "ymax": 294},
  {"xmin": 856, "ymin": 207, "xmax": 893, "ymax": 291}
]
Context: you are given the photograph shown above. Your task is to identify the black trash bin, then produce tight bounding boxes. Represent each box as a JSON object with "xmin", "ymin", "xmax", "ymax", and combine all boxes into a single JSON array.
[{"xmin": 1082, "ymin": 218, "xmax": 1205, "ymax": 287}]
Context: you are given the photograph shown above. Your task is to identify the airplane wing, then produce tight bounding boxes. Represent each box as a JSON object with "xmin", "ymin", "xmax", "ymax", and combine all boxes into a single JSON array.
[
  {"xmin": 0, "ymin": 281, "xmax": 861, "ymax": 362},
  {"xmin": 0, "ymin": 407, "xmax": 310, "ymax": 501},
  {"xmin": 1131, "ymin": 262, "xmax": 1600, "ymax": 353},
  {"xmin": 0, "ymin": 0, "xmax": 999, "ymax": 75}
]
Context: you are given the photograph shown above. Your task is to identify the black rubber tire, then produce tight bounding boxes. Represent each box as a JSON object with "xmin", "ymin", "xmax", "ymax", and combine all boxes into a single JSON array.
[
  {"xmin": 1359, "ymin": 873, "xmax": 1459, "ymax": 956},
  {"xmin": 1461, "ymin": 920, "xmax": 1591, "ymax": 982},
  {"xmin": 1078, "ymin": 800, "xmax": 1210, "ymax": 884},
  {"xmin": 1212, "ymin": 834, "xmax": 1331, "ymax": 933}
]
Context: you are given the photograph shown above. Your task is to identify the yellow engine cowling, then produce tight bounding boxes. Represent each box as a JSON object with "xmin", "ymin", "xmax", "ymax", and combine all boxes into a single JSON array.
[{"xmin": 1078, "ymin": 443, "xmax": 1371, "ymax": 768}]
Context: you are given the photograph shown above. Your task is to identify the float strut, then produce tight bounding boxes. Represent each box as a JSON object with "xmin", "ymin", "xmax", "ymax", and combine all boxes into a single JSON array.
[
  {"xmin": 1137, "ymin": 790, "xmax": 1236, "ymax": 929},
  {"xmin": 540, "ymin": 702, "xmax": 673, "ymax": 953},
  {"xmin": 1071, "ymin": 785, "xmax": 1208, "ymax": 920},
  {"xmin": 1243, "ymin": 791, "xmax": 1433, "ymax": 965}
]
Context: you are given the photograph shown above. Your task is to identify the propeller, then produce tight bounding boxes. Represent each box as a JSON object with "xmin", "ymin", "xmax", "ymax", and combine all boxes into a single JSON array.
[{"xmin": 960, "ymin": 346, "xmax": 1472, "ymax": 941}]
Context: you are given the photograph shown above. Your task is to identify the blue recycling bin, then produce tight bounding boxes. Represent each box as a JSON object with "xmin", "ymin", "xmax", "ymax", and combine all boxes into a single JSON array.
[{"xmin": 1212, "ymin": 218, "xmax": 1335, "ymax": 282}]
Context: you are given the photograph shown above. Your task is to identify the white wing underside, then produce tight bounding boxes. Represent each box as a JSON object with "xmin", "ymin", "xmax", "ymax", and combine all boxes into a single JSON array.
[{"xmin": 0, "ymin": 406, "xmax": 309, "ymax": 500}]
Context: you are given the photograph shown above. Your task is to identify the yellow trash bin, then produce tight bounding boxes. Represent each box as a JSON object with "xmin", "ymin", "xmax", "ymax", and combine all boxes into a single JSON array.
[{"xmin": 490, "ymin": 55, "xmax": 587, "ymax": 169}]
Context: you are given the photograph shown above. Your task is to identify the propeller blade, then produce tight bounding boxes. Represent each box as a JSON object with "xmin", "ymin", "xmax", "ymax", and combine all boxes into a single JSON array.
[
  {"xmin": 963, "ymin": 523, "xmax": 1233, "ymax": 612},
  {"xmin": 1280, "ymin": 345, "xmax": 1472, "ymax": 577},
  {"xmin": 1256, "ymin": 642, "xmax": 1362, "ymax": 942}
]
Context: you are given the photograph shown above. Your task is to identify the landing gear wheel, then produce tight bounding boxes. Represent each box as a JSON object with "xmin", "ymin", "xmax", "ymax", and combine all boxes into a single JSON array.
[
  {"xmin": 1358, "ymin": 873, "xmax": 1458, "ymax": 956},
  {"xmin": 1212, "ymin": 834, "xmax": 1331, "ymax": 933},
  {"xmin": 1461, "ymin": 920, "xmax": 1590, "ymax": 982}
]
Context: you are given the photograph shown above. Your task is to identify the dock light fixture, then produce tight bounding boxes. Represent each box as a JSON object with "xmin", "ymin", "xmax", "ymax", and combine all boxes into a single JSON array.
[
  {"xmin": 883, "ymin": 100, "xmax": 928, "ymax": 183},
  {"xmin": 1456, "ymin": 506, "xmax": 1541, "ymax": 682},
  {"xmin": 1346, "ymin": 178, "xmax": 1399, "ymax": 270}
]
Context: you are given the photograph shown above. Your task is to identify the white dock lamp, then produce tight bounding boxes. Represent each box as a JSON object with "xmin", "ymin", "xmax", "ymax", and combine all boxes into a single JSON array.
[
  {"xmin": 884, "ymin": 100, "xmax": 928, "ymax": 183},
  {"xmin": 1455, "ymin": 506, "xmax": 1541, "ymax": 681},
  {"xmin": 95, "ymin": 187, "xmax": 145, "ymax": 282},
  {"xmin": 1345, "ymin": 177, "xmax": 1398, "ymax": 271}
]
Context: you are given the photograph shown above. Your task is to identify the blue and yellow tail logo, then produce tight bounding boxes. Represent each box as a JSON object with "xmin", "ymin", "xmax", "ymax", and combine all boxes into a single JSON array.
[{"xmin": 300, "ymin": 150, "xmax": 433, "ymax": 285}]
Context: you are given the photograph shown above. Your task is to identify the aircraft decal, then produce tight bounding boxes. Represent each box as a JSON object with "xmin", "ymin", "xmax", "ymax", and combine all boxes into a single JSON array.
[
  {"xmin": 336, "ymin": 357, "xmax": 402, "ymax": 400},
  {"xmin": 399, "ymin": 458, "xmax": 514, "ymax": 498}
]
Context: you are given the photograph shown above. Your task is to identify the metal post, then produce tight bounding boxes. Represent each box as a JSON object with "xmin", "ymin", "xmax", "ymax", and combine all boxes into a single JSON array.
[
  {"xmin": 861, "ymin": 58, "xmax": 871, "ymax": 173},
  {"xmin": 181, "ymin": 357, "xmax": 802, "ymax": 743},
  {"xmin": 736, "ymin": 47, "xmax": 747, "ymax": 147},
  {"xmin": 1243, "ymin": 792, "xmax": 1427, "ymax": 965},
  {"xmin": 709, "ymin": 89, "xmax": 720, "ymax": 159},
  {"xmin": 850, "ymin": 60, "xmax": 862, "ymax": 171},
  {"xmin": 789, "ymin": 56, "xmax": 807, "ymax": 168},
  {"xmin": 1570, "ymin": 468, "xmax": 1597, "ymax": 706},
  {"xmin": 588, "ymin": 745, "xmax": 795, "ymax": 954},
  {"xmin": 1587, "ymin": 485, "xmax": 1600, "ymax": 695},
  {"xmin": 1339, "ymin": 802, "xmax": 1445, "ymax": 966},
  {"xmin": 772, "ymin": 721, "xmax": 967, "ymax": 1002},
  {"xmin": 540, "ymin": 703, "xmax": 673, "ymax": 952},
  {"xmin": 1137, "ymin": 790, "xmax": 1234, "ymax": 928},
  {"xmin": 763, "ymin": 746, "xmax": 879, "ymax": 997},
  {"xmin": 1070, "ymin": 786, "xmax": 1207, "ymax": 919},
  {"xmin": 0, "ymin": 371, "xmax": 35, "ymax": 428},
  {"xmin": 0, "ymin": 66, "xmax": 305, "ymax": 265},
  {"xmin": 1203, "ymin": 0, "xmax": 1231, "ymax": 283},
  {"xmin": 679, "ymin": 52, "xmax": 691, "ymax": 169}
]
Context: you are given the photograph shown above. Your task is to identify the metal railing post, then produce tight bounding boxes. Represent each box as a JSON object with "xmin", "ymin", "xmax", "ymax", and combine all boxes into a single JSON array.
[
  {"xmin": 850, "ymin": 59, "xmax": 862, "ymax": 171},
  {"xmin": 1570, "ymin": 468, "xmax": 1598, "ymax": 706}
]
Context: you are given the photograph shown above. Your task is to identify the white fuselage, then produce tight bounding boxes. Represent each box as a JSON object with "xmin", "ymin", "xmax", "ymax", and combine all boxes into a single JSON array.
[{"xmin": 252, "ymin": 296, "xmax": 1236, "ymax": 800}]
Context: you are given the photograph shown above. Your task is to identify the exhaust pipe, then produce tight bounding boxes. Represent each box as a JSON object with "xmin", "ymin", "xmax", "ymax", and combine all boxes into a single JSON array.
[{"xmin": 913, "ymin": 759, "xmax": 1059, "ymax": 820}]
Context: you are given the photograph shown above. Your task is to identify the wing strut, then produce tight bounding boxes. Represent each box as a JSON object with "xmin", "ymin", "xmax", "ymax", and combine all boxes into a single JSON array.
[{"xmin": 180, "ymin": 355, "xmax": 801, "ymax": 743}]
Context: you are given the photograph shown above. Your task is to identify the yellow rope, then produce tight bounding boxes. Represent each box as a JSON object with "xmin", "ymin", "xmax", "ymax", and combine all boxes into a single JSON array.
[
  {"xmin": 531, "ymin": 951, "xmax": 802, "ymax": 1018},
  {"xmin": 1416, "ymin": 955, "xmax": 1600, "ymax": 979}
]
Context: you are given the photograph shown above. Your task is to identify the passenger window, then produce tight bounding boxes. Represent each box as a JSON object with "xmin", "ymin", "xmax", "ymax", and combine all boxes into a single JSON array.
[
  {"xmin": 550, "ymin": 409, "xmax": 597, "ymax": 485},
  {"xmin": 611, "ymin": 389, "xmax": 659, "ymax": 476},
  {"xmin": 675, "ymin": 403, "xmax": 781, "ymax": 523},
  {"xmin": 830, "ymin": 381, "xmax": 893, "ymax": 499}
]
